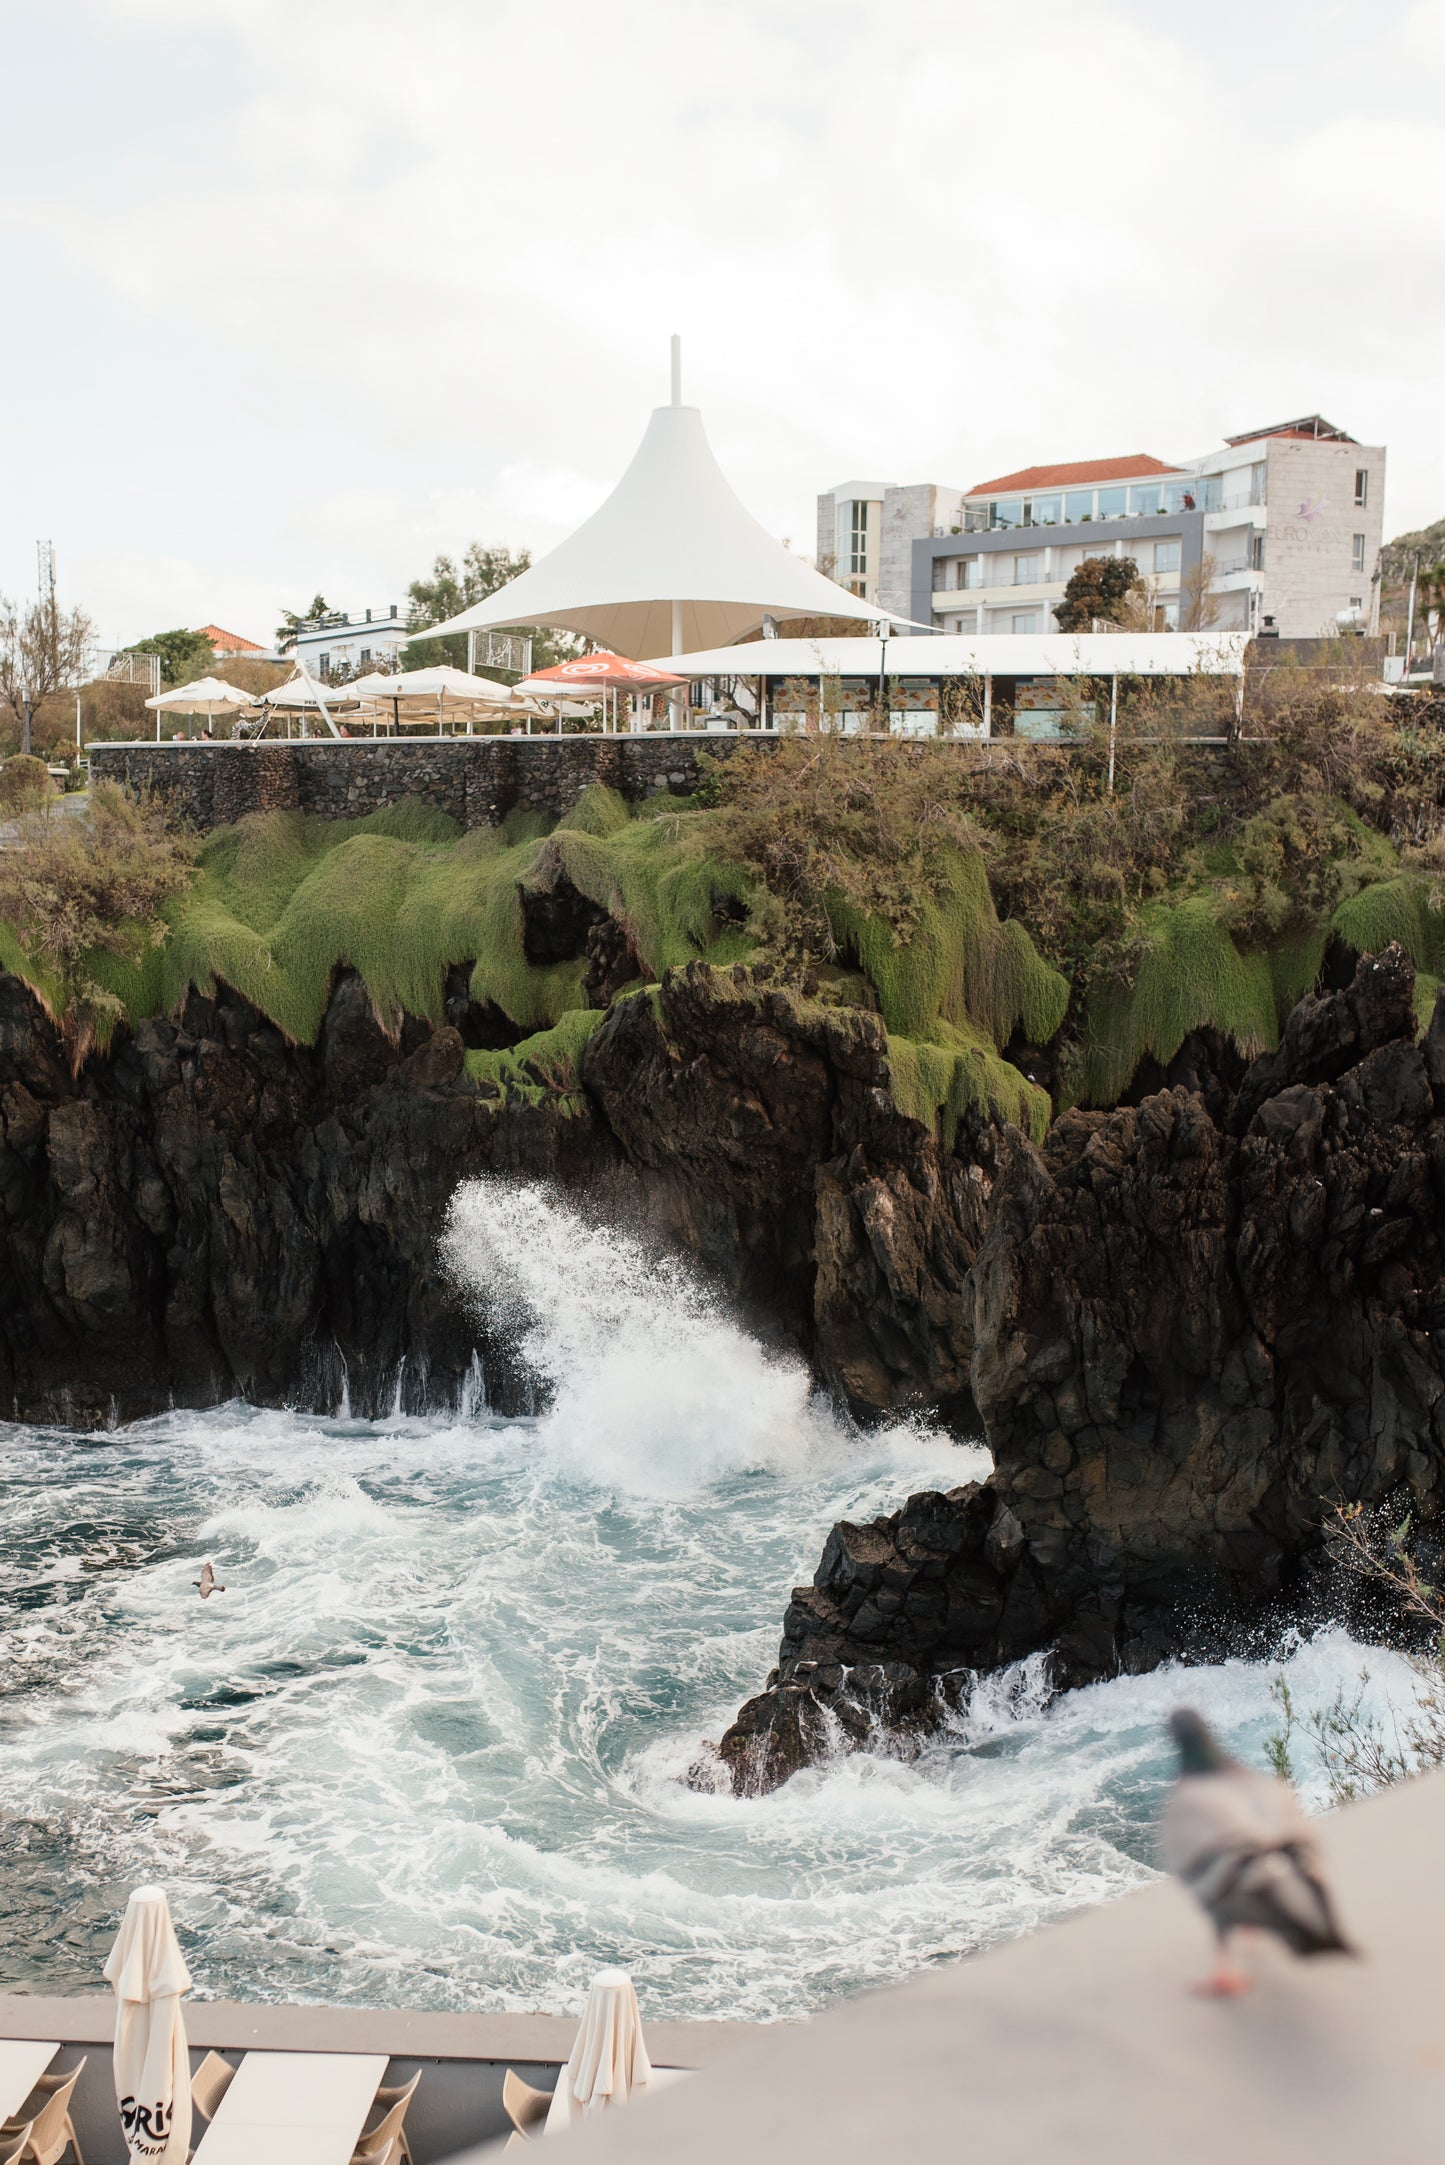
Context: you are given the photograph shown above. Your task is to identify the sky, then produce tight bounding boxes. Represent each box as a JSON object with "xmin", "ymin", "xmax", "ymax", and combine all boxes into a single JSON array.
[{"xmin": 1, "ymin": 0, "xmax": 1442, "ymax": 648}]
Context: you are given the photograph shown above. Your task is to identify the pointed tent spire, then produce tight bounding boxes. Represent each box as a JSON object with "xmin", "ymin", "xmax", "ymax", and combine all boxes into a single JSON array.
[{"xmin": 418, "ymin": 363, "xmax": 891, "ymax": 661}]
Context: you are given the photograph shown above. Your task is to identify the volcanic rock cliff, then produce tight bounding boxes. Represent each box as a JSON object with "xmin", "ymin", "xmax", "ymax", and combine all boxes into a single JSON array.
[
  {"xmin": 717, "ymin": 943, "xmax": 1445, "ymax": 1788},
  {"xmin": 3, "ymin": 946, "xmax": 1443, "ymax": 1788}
]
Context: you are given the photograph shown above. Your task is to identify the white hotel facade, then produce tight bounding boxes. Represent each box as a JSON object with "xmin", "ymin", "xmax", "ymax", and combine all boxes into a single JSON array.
[{"xmin": 817, "ymin": 416, "xmax": 1386, "ymax": 641}]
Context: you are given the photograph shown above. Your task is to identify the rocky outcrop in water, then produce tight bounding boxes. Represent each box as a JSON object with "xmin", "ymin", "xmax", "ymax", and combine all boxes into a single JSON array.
[{"xmin": 718, "ymin": 945, "xmax": 1445, "ymax": 1790}]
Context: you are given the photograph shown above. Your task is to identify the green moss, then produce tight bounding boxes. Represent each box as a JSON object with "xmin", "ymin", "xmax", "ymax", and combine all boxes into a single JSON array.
[
  {"xmin": 1332, "ymin": 875, "xmax": 1445, "ymax": 976},
  {"xmin": 0, "ymin": 792, "xmax": 770, "ymax": 1055},
  {"xmin": 829, "ymin": 842, "xmax": 1068, "ymax": 1047},
  {"xmin": 1070, "ymin": 895, "xmax": 1281, "ymax": 1106},
  {"xmin": 887, "ymin": 1020, "xmax": 1050, "ymax": 1147},
  {"xmin": 464, "ymin": 1007, "xmax": 605, "ymax": 1108}
]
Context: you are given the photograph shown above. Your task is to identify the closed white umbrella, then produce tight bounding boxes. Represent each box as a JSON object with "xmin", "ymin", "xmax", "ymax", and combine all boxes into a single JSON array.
[
  {"xmin": 102, "ymin": 1886, "xmax": 193, "ymax": 2165},
  {"xmin": 545, "ymin": 1969, "xmax": 653, "ymax": 2132}
]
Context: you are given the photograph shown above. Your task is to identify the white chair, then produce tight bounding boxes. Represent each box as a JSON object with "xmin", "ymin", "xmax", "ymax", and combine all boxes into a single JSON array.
[
  {"xmin": 502, "ymin": 2070, "xmax": 552, "ymax": 2142},
  {"xmin": 11, "ymin": 2066, "xmax": 84, "ymax": 2165},
  {"xmin": 349, "ymin": 2071, "xmax": 420, "ymax": 2165}
]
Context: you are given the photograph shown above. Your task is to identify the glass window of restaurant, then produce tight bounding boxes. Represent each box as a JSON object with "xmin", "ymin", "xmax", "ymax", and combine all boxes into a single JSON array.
[
  {"xmin": 1096, "ymin": 486, "xmax": 1127, "ymax": 519},
  {"xmin": 1064, "ymin": 490, "xmax": 1095, "ymax": 522},
  {"xmin": 991, "ymin": 497, "xmax": 1024, "ymax": 528},
  {"xmin": 1023, "ymin": 495, "xmax": 1062, "ymax": 525},
  {"xmin": 1129, "ymin": 482, "xmax": 1163, "ymax": 514}
]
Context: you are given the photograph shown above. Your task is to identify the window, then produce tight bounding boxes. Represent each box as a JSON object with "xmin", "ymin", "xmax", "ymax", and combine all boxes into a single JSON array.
[
  {"xmin": 361, "ymin": 647, "xmax": 372, "ymax": 665},
  {"xmin": 1023, "ymin": 494, "xmax": 1061, "ymax": 526},
  {"xmin": 1250, "ymin": 533, "xmax": 1266, "ymax": 570},
  {"xmin": 1349, "ymin": 596, "xmax": 1363, "ymax": 611},
  {"xmin": 958, "ymin": 557, "xmax": 981, "ymax": 589},
  {"xmin": 1014, "ymin": 554, "xmax": 1041, "ymax": 585},
  {"xmin": 849, "ymin": 500, "xmax": 869, "ymax": 576},
  {"xmin": 951, "ymin": 610, "xmax": 979, "ymax": 634},
  {"xmin": 932, "ymin": 558, "xmax": 948, "ymax": 592},
  {"xmin": 1352, "ymin": 533, "xmax": 1367, "ymax": 572},
  {"xmin": 1096, "ymin": 486, "xmax": 1127, "ymax": 520},
  {"xmin": 992, "ymin": 497, "xmax": 1024, "ymax": 529},
  {"xmin": 1129, "ymin": 483, "xmax": 1163, "ymax": 515},
  {"xmin": 1354, "ymin": 468, "xmax": 1369, "ymax": 508},
  {"xmin": 1064, "ymin": 490, "xmax": 1095, "ymax": 522},
  {"xmin": 1153, "ymin": 540, "xmax": 1181, "ymax": 574},
  {"xmin": 1011, "ymin": 612, "xmax": 1040, "ymax": 634}
]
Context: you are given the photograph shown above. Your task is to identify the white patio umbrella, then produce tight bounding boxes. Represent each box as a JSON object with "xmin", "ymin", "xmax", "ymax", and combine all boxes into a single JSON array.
[
  {"xmin": 357, "ymin": 664, "xmax": 529, "ymax": 734},
  {"xmin": 144, "ymin": 677, "xmax": 254, "ymax": 742},
  {"xmin": 545, "ymin": 1969, "xmax": 653, "ymax": 2133},
  {"xmin": 260, "ymin": 669, "xmax": 358, "ymax": 740},
  {"xmin": 102, "ymin": 1886, "xmax": 193, "ymax": 2165}
]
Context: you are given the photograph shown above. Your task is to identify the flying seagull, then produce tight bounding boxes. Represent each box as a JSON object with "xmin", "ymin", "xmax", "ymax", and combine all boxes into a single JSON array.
[
  {"xmin": 1159, "ymin": 1707, "xmax": 1354, "ymax": 1995},
  {"xmin": 193, "ymin": 1562, "xmax": 227, "ymax": 1599}
]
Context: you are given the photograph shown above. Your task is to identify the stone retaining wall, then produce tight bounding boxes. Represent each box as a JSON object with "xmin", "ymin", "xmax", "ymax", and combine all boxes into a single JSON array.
[{"xmin": 87, "ymin": 736, "xmax": 755, "ymax": 831}]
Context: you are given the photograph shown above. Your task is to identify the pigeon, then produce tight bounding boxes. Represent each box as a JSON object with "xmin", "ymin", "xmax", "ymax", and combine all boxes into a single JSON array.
[
  {"xmin": 1159, "ymin": 1707, "xmax": 1354, "ymax": 1995},
  {"xmin": 193, "ymin": 1562, "xmax": 227, "ymax": 1599}
]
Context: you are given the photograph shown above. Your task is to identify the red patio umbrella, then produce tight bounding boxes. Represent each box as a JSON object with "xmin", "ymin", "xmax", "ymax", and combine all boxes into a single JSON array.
[
  {"xmin": 514, "ymin": 650, "xmax": 688, "ymax": 735},
  {"xmin": 514, "ymin": 651, "xmax": 686, "ymax": 694}
]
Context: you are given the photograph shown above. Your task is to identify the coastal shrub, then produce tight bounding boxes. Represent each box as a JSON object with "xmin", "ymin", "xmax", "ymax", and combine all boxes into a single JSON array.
[
  {"xmin": 0, "ymin": 754, "xmax": 55, "ymax": 813},
  {"xmin": 0, "ymin": 784, "xmax": 198, "ymax": 1067}
]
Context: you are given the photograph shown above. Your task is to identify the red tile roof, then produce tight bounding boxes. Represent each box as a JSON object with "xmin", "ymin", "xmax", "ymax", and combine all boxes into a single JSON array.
[
  {"xmin": 194, "ymin": 624, "xmax": 265, "ymax": 653},
  {"xmin": 965, "ymin": 453, "xmax": 1179, "ymax": 497}
]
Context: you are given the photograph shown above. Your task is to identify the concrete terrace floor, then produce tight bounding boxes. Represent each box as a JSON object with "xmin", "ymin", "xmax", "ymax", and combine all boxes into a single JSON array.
[{"xmin": 516, "ymin": 1770, "xmax": 1445, "ymax": 2165}]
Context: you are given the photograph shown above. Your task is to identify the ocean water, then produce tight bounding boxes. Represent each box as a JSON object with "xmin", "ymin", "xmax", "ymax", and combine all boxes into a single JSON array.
[{"xmin": 0, "ymin": 1181, "xmax": 1417, "ymax": 2020}]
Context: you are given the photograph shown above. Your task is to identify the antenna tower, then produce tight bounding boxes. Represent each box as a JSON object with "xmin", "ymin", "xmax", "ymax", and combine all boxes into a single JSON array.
[{"xmin": 37, "ymin": 540, "xmax": 56, "ymax": 604}]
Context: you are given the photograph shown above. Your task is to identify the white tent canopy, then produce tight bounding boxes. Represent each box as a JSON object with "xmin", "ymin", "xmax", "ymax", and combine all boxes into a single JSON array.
[
  {"xmin": 417, "ymin": 346, "xmax": 891, "ymax": 661},
  {"xmin": 662, "ymin": 632, "xmax": 1251, "ymax": 680}
]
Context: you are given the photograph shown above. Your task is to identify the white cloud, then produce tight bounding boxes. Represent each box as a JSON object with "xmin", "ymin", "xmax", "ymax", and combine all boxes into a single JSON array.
[{"xmin": 2, "ymin": 0, "xmax": 1441, "ymax": 641}]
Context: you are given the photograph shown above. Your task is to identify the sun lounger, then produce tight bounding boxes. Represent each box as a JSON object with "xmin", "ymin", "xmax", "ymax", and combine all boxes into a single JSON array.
[
  {"xmin": 0, "ymin": 2053, "xmax": 60, "ymax": 2136},
  {"xmin": 189, "ymin": 2052, "xmax": 389, "ymax": 2165}
]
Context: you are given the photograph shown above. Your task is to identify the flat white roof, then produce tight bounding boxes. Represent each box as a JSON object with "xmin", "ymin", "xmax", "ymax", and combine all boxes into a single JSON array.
[{"xmin": 661, "ymin": 632, "xmax": 1250, "ymax": 679}]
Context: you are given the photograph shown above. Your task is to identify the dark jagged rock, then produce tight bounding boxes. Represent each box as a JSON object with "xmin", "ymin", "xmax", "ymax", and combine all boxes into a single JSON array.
[
  {"xmin": 717, "ymin": 945, "xmax": 1445, "ymax": 1791},
  {"xmin": 0, "ymin": 971, "xmax": 605, "ymax": 1427}
]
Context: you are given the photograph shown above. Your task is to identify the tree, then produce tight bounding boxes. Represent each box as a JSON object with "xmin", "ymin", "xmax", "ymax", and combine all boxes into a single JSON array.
[
  {"xmin": 0, "ymin": 586, "xmax": 93, "ymax": 756},
  {"xmin": 276, "ymin": 595, "xmax": 333, "ymax": 651},
  {"xmin": 1053, "ymin": 556, "xmax": 1141, "ymax": 633},
  {"xmin": 400, "ymin": 544, "xmax": 581, "ymax": 678},
  {"xmin": 123, "ymin": 627, "xmax": 216, "ymax": 687},
  {"xmin": 1179, "ymin": 552, "xmax": 1222, "ymax": 631}
]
